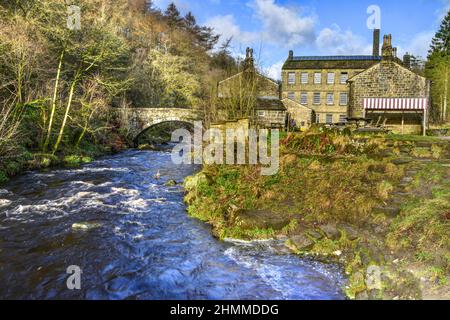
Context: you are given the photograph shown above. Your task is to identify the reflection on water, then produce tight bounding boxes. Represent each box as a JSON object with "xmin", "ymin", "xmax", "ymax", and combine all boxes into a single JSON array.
[{"xmin": 0, "ymin": 150, "xmax": 346, "ymax": 300}]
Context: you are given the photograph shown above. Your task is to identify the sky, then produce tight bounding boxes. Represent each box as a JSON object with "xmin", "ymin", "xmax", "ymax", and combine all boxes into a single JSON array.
[{"xmin": 151, "ymin": 0, "xmax": 450, "ymax": 79}]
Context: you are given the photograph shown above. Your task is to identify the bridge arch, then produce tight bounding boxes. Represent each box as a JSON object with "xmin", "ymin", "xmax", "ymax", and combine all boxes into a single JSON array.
[{"xmin": 116, "ymin": 107, "xmax": 203, "ymax": 143}]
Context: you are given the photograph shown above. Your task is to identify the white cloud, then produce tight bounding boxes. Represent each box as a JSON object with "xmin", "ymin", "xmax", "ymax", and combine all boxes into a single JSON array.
[
  {"xmin": 315, "ymin": 24, "xmax": 372, "ymax": 55},
  {"xmin": 398, "ymin": 31, "xmax": 434, "ymax": 59},
  {"xmin": 249, "ymin": 0, "xmax": 316, "ymax": 47},
  {"xmin": 204, "ymin": 14, "xmax": 259, "ymax": 46},
  {"xmin": 265, "ymin": 60, "xmax": 284, "ymax": 80},
  {"xmin": 206, "ymin": 0, "xmax": 316, "ymax": 50}
]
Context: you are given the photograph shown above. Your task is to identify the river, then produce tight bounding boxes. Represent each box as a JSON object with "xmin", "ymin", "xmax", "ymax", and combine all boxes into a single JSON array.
[{"xmin": 0, "ymin": 150, "xmax": 346, "ymax": 300}]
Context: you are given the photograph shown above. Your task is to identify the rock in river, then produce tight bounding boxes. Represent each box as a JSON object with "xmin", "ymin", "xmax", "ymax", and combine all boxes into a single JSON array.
[{"xmin": 72, "ymin": 222, "xmax": 102, "ymax": 231}]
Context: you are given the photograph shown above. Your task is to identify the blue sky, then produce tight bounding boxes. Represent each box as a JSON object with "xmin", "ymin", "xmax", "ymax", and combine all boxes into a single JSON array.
[{"xmin": 152, "ymin": 0, "xmax": 450, "ymax": 79}]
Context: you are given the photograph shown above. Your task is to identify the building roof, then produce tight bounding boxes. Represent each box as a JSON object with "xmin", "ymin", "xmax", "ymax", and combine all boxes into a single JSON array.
[
  {"xmin": 283, "ymin": 55, "xmax": 382, "ymax": 70},
  {"xmin": 255, "ymin": 97, "xmax": 287, "ymax": 111}
]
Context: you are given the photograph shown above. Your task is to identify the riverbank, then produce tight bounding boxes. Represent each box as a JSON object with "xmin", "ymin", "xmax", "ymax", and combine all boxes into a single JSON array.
[
  {"xmin": 183, "ymin": 128, "xmax": 450, "ymax": 300},
  {"xmin": 0, "ymin": 135, "xmax": 128, "ymax": 185}
]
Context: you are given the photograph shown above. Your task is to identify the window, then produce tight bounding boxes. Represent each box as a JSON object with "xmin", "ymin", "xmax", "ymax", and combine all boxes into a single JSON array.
[
  {"xmin": 301, "ymin": 72, "xmax": 309, "ymax": 84},
  {"xmin": 288, "ymin": 92, "xmax": 295, "ymax": 100},
  {"xmin": 314, "ymin": 72, "xmax": 322, "ymax": 84},
  {"xmin": 300, "ymin": 92, "xmax": 308, "ymax": 105},
  {"xmin": 339, "ymin": 115, "xmax": 347, "ymax": 123},
  {"xmin": 340, "ymin": 93, "xmax": 348, "ymax": 105},
  {"xmin": 326, "ymin": 114, "xmax": 333, "ymax": 124},
  {"xmin": 327, "ymin": 93, "xmax": 334, "ymax": 105},
  {"xmin": 288, "ymin": 72, "xmax": 296, "ymax": 85},
  {"xmin": 313, "ymin": 93, "xmax": 321, "ymax": 105},
  {"xmin": 327, "ymin": 72, "xmax": 335, "ymax": 84},
  {"xmin": 340, "ymin": 72, "xmax": 348, "ymax": 84},
  {"xmin": 315, "ymin": 114, "xmax": 320, "ymax": 123},
  {"xmin": 258, "ymin": 111, "xmax": 265, "ymax": 117}
]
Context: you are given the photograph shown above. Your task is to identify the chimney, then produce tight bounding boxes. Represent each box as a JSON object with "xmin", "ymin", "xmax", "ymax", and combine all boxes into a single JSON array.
[
  {"xmin": 382, "ymin": 34, "xmax": 394, "ymax": 59},
  {"xmin": 288, "ymin": 50, "xmax": 294, "ymax": 60},
  {"xmin": 372, "ymin": 29, "xmax": 380, "ymax": 57},
  {"xmin": 403, "ymin": 52, "xmax": 411, "ymax": 68}
]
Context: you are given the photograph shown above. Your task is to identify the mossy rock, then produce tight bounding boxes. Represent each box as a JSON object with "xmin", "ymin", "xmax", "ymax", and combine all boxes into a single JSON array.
[
  {"xmin": 165, "ymin": 179, "xmax": 178, "ymax": 186},
  {"xmin": 289, "ymin": 234, "xmax": 315, "ymax": 251},
  {"xmin": 319, "ymin": 224, "xmax": 341, "ymax": 240},
  {"xmin": 235, "ymin": 209, "xmax": 292, "ymax": 231},
  {"xmin": 184, "ymin": 172, "xmax": 211, "ymax": 192}
]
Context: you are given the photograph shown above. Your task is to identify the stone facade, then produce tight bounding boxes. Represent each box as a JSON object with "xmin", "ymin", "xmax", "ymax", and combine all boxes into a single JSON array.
[
  {"xmin": 281, "ymin": 56, "xmax": 380, "ymax": 124},
  {"xmin": 348, "ymin": 60, "xmax": 429, "ymax": 119},
  {"xmin": 281, "ymin": 98, "xmax": 314, "ymax": 131}
]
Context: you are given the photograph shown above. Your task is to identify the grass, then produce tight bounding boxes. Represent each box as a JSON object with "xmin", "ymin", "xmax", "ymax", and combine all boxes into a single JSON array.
[{"xmin": 184, "ymin": 129, "xmax": 450, "ymax": 299}]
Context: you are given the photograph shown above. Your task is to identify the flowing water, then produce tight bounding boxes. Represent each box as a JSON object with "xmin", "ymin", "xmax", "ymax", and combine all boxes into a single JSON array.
[{"xmin": 0, "ymin": 150, "xmax": 346, "ymax": 300}]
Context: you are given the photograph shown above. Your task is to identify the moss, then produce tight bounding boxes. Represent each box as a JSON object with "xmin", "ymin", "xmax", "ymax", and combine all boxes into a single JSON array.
[{"xmin": 0, "ymin": 170, "xmax": 8, "ymax": 184}]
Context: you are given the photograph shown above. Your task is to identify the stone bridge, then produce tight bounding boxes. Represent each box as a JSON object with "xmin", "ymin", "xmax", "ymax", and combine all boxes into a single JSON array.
[{"xmin": 116, "ymin": 107, "xmax": 203, "ymax": 142}]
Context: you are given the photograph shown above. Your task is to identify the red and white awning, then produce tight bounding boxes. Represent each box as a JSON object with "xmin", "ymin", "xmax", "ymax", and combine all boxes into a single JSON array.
[{"xmin": 364, "ymin": 98, "xmax": 428, "ymax": 110}]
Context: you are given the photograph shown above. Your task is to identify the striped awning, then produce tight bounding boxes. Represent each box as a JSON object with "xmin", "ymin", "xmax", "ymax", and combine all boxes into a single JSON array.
[{"xmin": 364, "ymin": 98, "xmax": 428, "ymax": 110}]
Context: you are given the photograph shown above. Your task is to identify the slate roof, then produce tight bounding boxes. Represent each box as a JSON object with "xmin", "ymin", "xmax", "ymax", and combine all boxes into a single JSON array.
[
  {"xmin": 255, "ymin": 97, "xmax": 287, "ymax": 111},
  {"xmin": 283, "ymin": 55, "xmax": 382, "ymax": 70}
]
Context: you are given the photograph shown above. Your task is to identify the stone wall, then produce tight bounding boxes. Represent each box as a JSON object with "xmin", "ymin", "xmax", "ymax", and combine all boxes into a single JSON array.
[
  {"xmin": 116, "ymin": 107, "xmax": 202, "ymax": 139},
  {"xmin": 348, "ymin": 60, "xmax": 429, "ymax": 118},
  {"xmin": 281, "ymin": 98, "xmax": 314, "ymax": 131},
  {"xmin": 255, "ymin": 110, "xmax": 286, "ymax": 129}
]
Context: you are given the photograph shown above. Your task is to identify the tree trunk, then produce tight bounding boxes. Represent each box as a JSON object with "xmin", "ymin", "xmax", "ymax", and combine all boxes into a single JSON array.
[
  {"xmin": 52, "ymin": 71, "xmax": 79, "ymax": 155},
  {"xmin": 43, "ymin": 49, "xmax": 65, "ymax": 152},
  {"xmin": 444, "ymin": 64, "xmax": 448, "ymax": 122}
]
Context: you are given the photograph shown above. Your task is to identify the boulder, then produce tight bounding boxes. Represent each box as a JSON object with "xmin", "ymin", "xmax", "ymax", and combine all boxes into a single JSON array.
[
  {"xmin": 289, "ymin": 234, "xmax": 315, "ymax": 251},
  {"xmin": 339, "ymin": 224, "xmax": 359, "ymax": 240},
  {"xmin": 72, "ymin": 222, "xmax": 102, "ymax": 231},
  {"xmin": 320, "ymin": 224, "xmax": 341, "ymax": 240},
  {"xmin": 306, "ymin": 229, "xmax": 324, "ymax": 240},
  {"xmin": 165, "ymin": 180, "xmax": 178, "ymax": 187},
  {"xmin": 235, "ymin": 209, "xmax": 292, "ymax": 231}
]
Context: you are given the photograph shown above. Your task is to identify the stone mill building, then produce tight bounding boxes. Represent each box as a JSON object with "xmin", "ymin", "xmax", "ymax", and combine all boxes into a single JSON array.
[{"xmin": 282, "ymin": 30, "xmax": 430, "ymax": 134}]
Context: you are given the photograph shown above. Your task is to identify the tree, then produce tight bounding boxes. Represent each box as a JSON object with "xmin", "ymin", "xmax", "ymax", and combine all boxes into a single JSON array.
[
  {"xmin": 426, "ymin": 10, "xmax": 450, "ymax": 123},
  {"xmin": 164, "ymin": 2, "xmax": 182, "ymax": 28}
]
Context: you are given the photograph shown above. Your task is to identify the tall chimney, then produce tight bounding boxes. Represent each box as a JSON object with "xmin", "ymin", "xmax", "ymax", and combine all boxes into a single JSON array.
[
  {"xmin": 403, "ymin": 52, "xmax": 411, "ymax": 69},
  {"xmin": 373, "ymin": 29, "xmax": 380, "ymax": 57}
]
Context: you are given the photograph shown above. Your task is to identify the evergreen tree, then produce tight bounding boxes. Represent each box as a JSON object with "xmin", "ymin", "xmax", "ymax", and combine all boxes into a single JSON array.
[
  {"xmin": 428, "ymin": 10, "xmax": 450, "ymax": 57},
  {"xmin": 164, "ymin": 2, "xmax": 182, "ymax": 28},
  {"xmin": 426, "ymin": 10, "xmax": 450, "ymax": 123}
]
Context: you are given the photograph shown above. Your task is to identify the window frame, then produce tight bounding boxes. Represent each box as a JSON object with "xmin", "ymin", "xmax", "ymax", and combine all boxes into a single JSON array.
[
  {"xmin": 327, "ymin": 72, "xmax": 335, "ymax": 84},
  {"xmin": 301, "ymin": 72, "xmax": 309, "ymax": 84},
  {"xmin": 287, "ymin": 92, "xmax": 296, "ymax": 100},
  {"xmin": 326, "ymin": 93, "xmax": 334, "ymax": 105},
  {"xmin": 313, "ymin": 92, "xmax": 321, "ymax": 105},
  {"xmin": 288, "ymin": 72, "xmax": 296, "ymax": 85},
  {"xmin": 326, "ymin": 114, "xmax": 333, "ymax": 124},
  {"xmin": 300, "ymin": 92, "xmax": 308, "ymax": 105},
  {"xmin": 339, "ymin": 92, "xmax": 348, "ymax": 106},
  {"xmin": 314, "ymin": 72, "xmax": 322, "ymax": 84},
  {"xmin": 340, "ymin": 72, "xmax": 349, "ymax": 84}
]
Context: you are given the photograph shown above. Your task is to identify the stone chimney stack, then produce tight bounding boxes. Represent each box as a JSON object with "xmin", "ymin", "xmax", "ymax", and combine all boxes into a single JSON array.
[
  {"xmin": 243, "ymin": 47, "xmax": 254, "ymax": 71},
  {"xmin": 382, "ymin": 34, "xmax": 394, "ymax": 59},
  {"xmin": 288, "ymin": 50, "xmax": 294, "ymax": 60},
  {"xmin": 372, "ymin": 29, "xmax": 380, "ymax": 57},
  {"xmin": 403, "ymin": 52, "xmax": 411, "ymax": 69}
]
